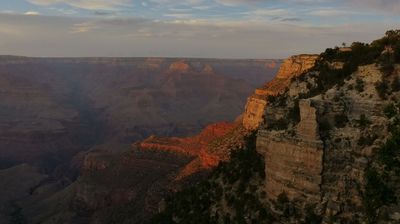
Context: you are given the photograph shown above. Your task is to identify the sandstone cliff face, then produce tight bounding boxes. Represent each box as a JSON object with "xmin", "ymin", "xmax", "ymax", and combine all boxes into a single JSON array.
[
  {"xmin": 243, "ymin": 54, "xmax": 318, "ymax": 130},
  {"xmin": 257, "ymin": 99, "xmax": 324, "ymax": 204},
  {"xmin": 256, "ymin": 61, "xmax": 399, "ymax": 222}
]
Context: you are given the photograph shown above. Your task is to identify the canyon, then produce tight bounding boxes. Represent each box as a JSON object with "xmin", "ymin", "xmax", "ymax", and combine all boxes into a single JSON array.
[
  {"xmin": 154, "ymin": 32, "xmax": 400, "ymax": 224},
  {"xmin": 0, "ymin": 56, "xmax": 280, "ymax": 223},
  {"xmin": 0, "ymin": 56, "xmax": 280, "ymax": 168},
  {"xmin": 2, "ymin": 31, "xmax": 400, "ymax": 224}
]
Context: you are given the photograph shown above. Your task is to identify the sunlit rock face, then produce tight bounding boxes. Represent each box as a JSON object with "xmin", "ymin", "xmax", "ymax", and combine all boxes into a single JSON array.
[
  {"xmin": 138, "ymin": 121, "xmax": 248, "ymax": 179},
  {"xmin": 242, "ymin": 54, "xmax": 319, "ymax": 130}
]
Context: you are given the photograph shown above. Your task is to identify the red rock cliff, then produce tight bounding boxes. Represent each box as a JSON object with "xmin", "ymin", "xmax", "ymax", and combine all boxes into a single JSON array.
[
  {"xmin": 242, "ymin": 54, "xmax": 319, "ymax": 130},
  {"xmin": 138, "ymin": 121, "xmax": 247, "ymax": 179}
]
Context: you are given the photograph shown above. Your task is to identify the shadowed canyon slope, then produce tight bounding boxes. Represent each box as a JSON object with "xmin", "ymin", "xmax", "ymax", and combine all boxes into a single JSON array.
[
  {"xmin": 0, "ymin": 56, "xmax": 280, "ymax": 223},
  {"xmin": 0, "ymin": 56, "xmax": 280, "ymax": 168}
]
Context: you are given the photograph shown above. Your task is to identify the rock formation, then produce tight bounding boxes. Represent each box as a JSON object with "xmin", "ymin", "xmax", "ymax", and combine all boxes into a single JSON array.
[
  {"xmin": 167, "ymin": 60, "xmax": 191, "ymax": 73},
  {"xmin": 242, "ymin": 54, "xmax": 319, "ymax": 130},
  {"xmin": 257, "ymin": 99, "xmax": 324, "ymax": 204},
  {"xmin": 138, "ymin": 122, "xmax": 247, "ymax": 179},
  {"xmin": 255, "ymin": 51, "xmax": 400, "ymax": 222}
]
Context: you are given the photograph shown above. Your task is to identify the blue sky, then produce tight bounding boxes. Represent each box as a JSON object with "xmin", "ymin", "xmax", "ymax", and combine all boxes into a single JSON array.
[{"xmin": 0, "ymin": 0, "xmax": 399, "ymax": 58}]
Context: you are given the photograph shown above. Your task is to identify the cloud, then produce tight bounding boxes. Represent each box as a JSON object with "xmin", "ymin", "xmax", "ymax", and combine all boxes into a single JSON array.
[
  {"xmin": 0, "ymin": 13, "xmax": 396, "ymax": 58},
  {"xmin": 346, "ymin": 0, "xmax": 400, "ymax": 14},
  {"xmin": 308, "ymin": 8, "xmax": 361, "ymax": 17},
  {"xmin": 280, "ymin": 17, "xmax": 301, "ymax": 22},
  {"xmin": 215, "ymin": 0, "xmax": 262, "ymax": 6},
  {"xmin": 24, "ymin": 11, "xmax": 40, "ymax": 15},
  {"xmin": 70, "ymin": 21, "xmax": 97, "ymax": 33},
  {"xmin": 93, "ymin": 11, "xmax": 116, "ymax": 16},
  {"xmin": 27, "ymin": 0, "xmax": 131, "ymax": 10}
]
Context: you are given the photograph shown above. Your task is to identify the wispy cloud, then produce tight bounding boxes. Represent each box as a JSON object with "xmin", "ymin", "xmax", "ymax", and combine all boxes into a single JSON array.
[
  {"xmin": 0, "ymin": 0, "xmax": 396, "ymax": 57},
  {"xmin": 345, "ymin": 0, "xmax": 400, "ymax": 14},
  {"xmin": 70, "ymin": 21, "xmax": 97, "ymax": 33},
  {"xmin": 27, "ymin": 0, "xmax": 131, "ymax": 10},
  {"xmin": 308, "ymin": 8, "xmax": 362, "ymax": 17},
  {"xmin": 0, "ymin": 12, "xmax": 396, "ymax": 58},
  {"xmin": 215, "ymin": 0, "xmax": 262, "ymax": 6},
  {"xmin": 24, "ymin": 11, "xmax": 40, "ymax": 15}
]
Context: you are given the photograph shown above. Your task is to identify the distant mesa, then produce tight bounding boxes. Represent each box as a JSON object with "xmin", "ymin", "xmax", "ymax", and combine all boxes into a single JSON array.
[
  {"xmin": 144, "ymin": 58, "xmax": 165, "ymax": 70},
  {"xmin": 266, "ymin": 61, "xmax": 277, "ymax": 69},
  {"xmin": 168, "ymin": 60, "xmax": 191, "ymax": 73},
  {"xmin": 202, "ymin": 64, "xmax": 214, "ymax": 74},
  {"xmin": 166, "ymin": 60, "xmax": 216, "ymax": 75}
]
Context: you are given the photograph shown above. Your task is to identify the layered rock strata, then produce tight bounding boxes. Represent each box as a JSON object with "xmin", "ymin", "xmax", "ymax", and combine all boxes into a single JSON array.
[
  {"xmin": 243, "ymin": 54, "xmax": 319, "ymax": 130},
  {"xmin": 257, "ymin": 99, "xmax": 324, "ymax": 204}
]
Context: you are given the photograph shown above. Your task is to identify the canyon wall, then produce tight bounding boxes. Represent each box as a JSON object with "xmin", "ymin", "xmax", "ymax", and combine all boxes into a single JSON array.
[
  {"xmin": 257, "ymin": 100, "xmax": 324, "ymax": 204},
  {"xmin": 243, "ymin": 54, "xmax": 318, "ymax": 130},
  {"xmin": 256, "ymin": 61, "xmax": 397, "ymax": 221}
]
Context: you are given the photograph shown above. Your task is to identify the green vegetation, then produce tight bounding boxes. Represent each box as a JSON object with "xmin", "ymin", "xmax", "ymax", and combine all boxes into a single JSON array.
[
  {"xmin": 150, "ymin": 133, "xmax": 274, "ymax": 224},
  {"xmin": 391, "ymin": 76, "xmax": 400, "ymax": 92},
  {"xmin": 377, "ymin": 129, "xmax": 400, "ymax": 172},
  {"xmin": 355, "ymin": 78, "xmax": 365, "ymax": 92},
  {"xmin": 375, "ymin": 80, "xmax": 389, "ymax": 99},
  {"xmin": 318, "ymin": 118, "xmax": 331, "ymax": 136},
  {"xmin": 383, "ymin": 103, "xmax": 397, "ymax": 118},
  {"xmin": 355, "ymin": 114, "xmax": 371, "ymax": 129},
  {"xmin": 267, "ymin": 99, "xmax": 300, "ymax": 131},
  {"xmin": 357, "ymin": 134, "xmax": 377, "ymax": 147},
  {"xmin": 363, "ymin": 102, "xmax": 400, "ymax": 223},
  {"xmin": 363, "ymin": 166, "xmax": 396, "ymax": 223},
  {"xmin": 334, "ymin": 113, "xmax": 348, "ymax": 128},
  {"xmin": 304, "ymin": 204, "xmax": 322, "ymax": 224},
  {"xmin": 276, "ymin": 192, "xmax": 294, "ymax": 218},
  {"xmin": 295, "ymin": 30, "xmax": 400, "ymax": 100},
  {"xmin": 9, "ymin": 204, "xmax": 26, "ymax": 224}
]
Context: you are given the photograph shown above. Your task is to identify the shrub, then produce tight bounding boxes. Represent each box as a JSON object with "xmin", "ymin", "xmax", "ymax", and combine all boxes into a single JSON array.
[
  {"xmin": 355, "ymin": 78, "xmax": 364, "ymax": 92},
  {"xmin": 347, "ymin": 84, "xmax": 354, "ymax": 91},
  {"xmin": 381, "ymin": 64, "xmax": 395, "ymax": 77},
  {"xmin": 319, "ymin": 118, "xmax": 331, "ymax": 133},
  {"xmin": 391, "ymin": 76, "xmax": 400, "ymax": 92},
  {"xmin": 375, "ymin": 81, "xmax": 389, "ymax": 99},
  {"xmin": 304, "ymin": 204, "xmax": 322, "ymax": 224},
  {"xmin": 276, "ymin": 192, "xmax": 291, "ymax": 218},
  {"xmin": 363, "ymin": 166, "xmax": 396, "ymax": 223},
  {"xmin": 356, "ymin": 114, "xmax": 371, "ymax": 129},
  {"xmin": 358, "ymin": 134, "xmax": 377, "ymax": 146},
  {"xmin": 288, "ymin": 100, "xmax": 300, "ymax": 123},
  {"xmin": 383, "ymin": 103, "xmax": 397, "ymax": 118},
  {"xmin": 377, "ymin": 129, "xmax": 400, "ymax": 171},
  {"xmin": 334, "ymin": 113, "xmax": 348, "ymax": 128}
]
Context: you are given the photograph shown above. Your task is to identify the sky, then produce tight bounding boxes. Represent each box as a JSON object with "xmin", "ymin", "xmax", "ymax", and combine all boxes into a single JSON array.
[{"xmin": 0, "ymin": 0, "xmax": 399, "ymax": 58}]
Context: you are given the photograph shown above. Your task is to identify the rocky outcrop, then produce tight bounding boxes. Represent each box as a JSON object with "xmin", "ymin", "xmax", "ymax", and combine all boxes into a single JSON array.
[
  {"xmin": 257, "ymin": 99, "xmax": 324, "ymax": 204},
  {"xmin": 243, "ymin": 54, "xmax": 319, "ymax": 130},
  {"xmin": 167, "ymin": 60, "xmax": 191, "ymax": 73},
  {"xmin": 256, "ymin": 59, "xmax": 399, "ymax": 221},
  {"xmin": 138, "ymin": 122, "xmax": 241, "ymax": 178}
]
